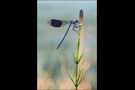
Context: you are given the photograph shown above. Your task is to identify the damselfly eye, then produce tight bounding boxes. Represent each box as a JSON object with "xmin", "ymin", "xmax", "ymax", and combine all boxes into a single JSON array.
[{"xmin": 76, "ymin": 20, "xmax": 79, "ymax": 23}]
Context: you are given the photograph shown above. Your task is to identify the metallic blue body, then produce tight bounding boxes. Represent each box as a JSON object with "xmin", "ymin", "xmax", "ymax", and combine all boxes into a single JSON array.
[{"xmin": 57, "ymin": 23, "xmax": 71, "ymax": 49}]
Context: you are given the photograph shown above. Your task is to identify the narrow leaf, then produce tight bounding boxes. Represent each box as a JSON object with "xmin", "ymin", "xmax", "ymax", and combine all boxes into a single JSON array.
[
  {"xmin": 65, "ymin": 66, "xmax": 76, "ymax": 86},
  {"xmin": 78, "ymin": 54, "xmax": 83, "ymax": 64},
  {"xmin": 78, "ymin": 68, "xmax": 84, "ymax": 85},
  {"xmin": 72, "ymin": 52, "xmax": 76, "ymax": 63},
  {"xmin": 77, "ymin": 68, "xmax": 82, "ymax": 82},
  {"xmin": 72, "ymin": 52, "xmax": 79, "ymax": 64}
]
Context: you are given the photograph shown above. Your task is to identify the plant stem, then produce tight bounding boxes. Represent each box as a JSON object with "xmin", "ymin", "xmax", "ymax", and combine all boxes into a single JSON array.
[
  {"xmin": 77, "ymin": 25, "xmax": 82, "ymax": 58},
  {"xmin": 77, "ymin": 25, "xmax": 81, "ymax": 59},
  {"xmin": 76, "ymin": 64, "xmax": 78, "ymax": 89},
  {"xmin": 76, "ymin": 24, "xmax": 82, "ymax": 90}
]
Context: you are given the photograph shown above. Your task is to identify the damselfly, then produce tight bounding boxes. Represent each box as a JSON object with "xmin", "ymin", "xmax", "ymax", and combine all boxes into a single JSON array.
[{"xmin": 47, "ymin": 19, "xmax": 79, "ymax": 49}]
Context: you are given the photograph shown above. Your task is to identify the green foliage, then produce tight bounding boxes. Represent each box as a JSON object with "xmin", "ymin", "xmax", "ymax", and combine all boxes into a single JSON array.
[
  {"xmin": 77, "ymin": 68, "xmax": 84, "ymax": 86},
  {"xmin": 78, "ymin": 54, "xmax": 83, "ymax": 64},
  {"xmin": 77, "ymin": 67, "xmax": 82, "ymax": 82},
  {"xmin": 72, "ymin": 52, "xmax": 77, "ymax": 63},
  {"xmin": 72, "ymin": 52, "xmax": 83, "ymax": 64},
  {"xmin": 65, "ymin": 66, "xmax": 76, "ymax": 86}
]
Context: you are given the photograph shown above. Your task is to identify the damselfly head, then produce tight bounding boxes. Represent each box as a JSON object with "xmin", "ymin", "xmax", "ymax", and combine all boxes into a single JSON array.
[{"xmin": 76, "ymin": 20, "xmax": 79, "ymax": 23}]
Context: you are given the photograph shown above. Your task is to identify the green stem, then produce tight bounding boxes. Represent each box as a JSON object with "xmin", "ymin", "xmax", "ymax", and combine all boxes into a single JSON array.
[
  {"xmin": 77, "ymin": 25, "xmax": 81, "ymax": 59},
  {"xmin": 77, "ymin": 25, "xmax": 82, "ymax": 58},
  {"xmin": 76, "ymin": 64, "xmax": 78, "ymax": 90},
  {"xmin": 76, "ymin": 64, "xmax": 78, "ymax": 85},
  {"xmin": 76, "ymin": 24, "xmax": 82, "ymax": 90}
]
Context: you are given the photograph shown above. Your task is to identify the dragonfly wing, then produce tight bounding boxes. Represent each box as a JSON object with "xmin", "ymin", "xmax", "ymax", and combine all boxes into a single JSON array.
[
  {"xmin": 60, "ymin": 20, "xmax": 70, "ymax": 27},
  {"xmin": 47, "ymin": 19, "xmax": 70, "ymax": 27}
]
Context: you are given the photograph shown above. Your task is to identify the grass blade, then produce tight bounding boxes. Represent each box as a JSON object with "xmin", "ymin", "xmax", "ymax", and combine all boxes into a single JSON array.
[
  {"xmin": 65, "ymin": 66, "xmax": 76, "ymax": 86},
  {"xmin": 78, "ymin": 54, "xmax": 83, "ymax": 64},
  {"xmin": 77, "ymin": 68, "xmax": 84, "ymax": 85}
]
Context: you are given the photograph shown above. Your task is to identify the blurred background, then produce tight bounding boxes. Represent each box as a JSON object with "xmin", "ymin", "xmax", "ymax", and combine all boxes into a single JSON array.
[{"xmin": 37, "ymin": 0, "xmax": 97, "ymax": 90}]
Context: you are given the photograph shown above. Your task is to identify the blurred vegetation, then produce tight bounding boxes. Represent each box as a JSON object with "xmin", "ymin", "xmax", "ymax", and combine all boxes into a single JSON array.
[{"xmin": 37, "ymin": 1, "xmax": 97, "ymax": 90}]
